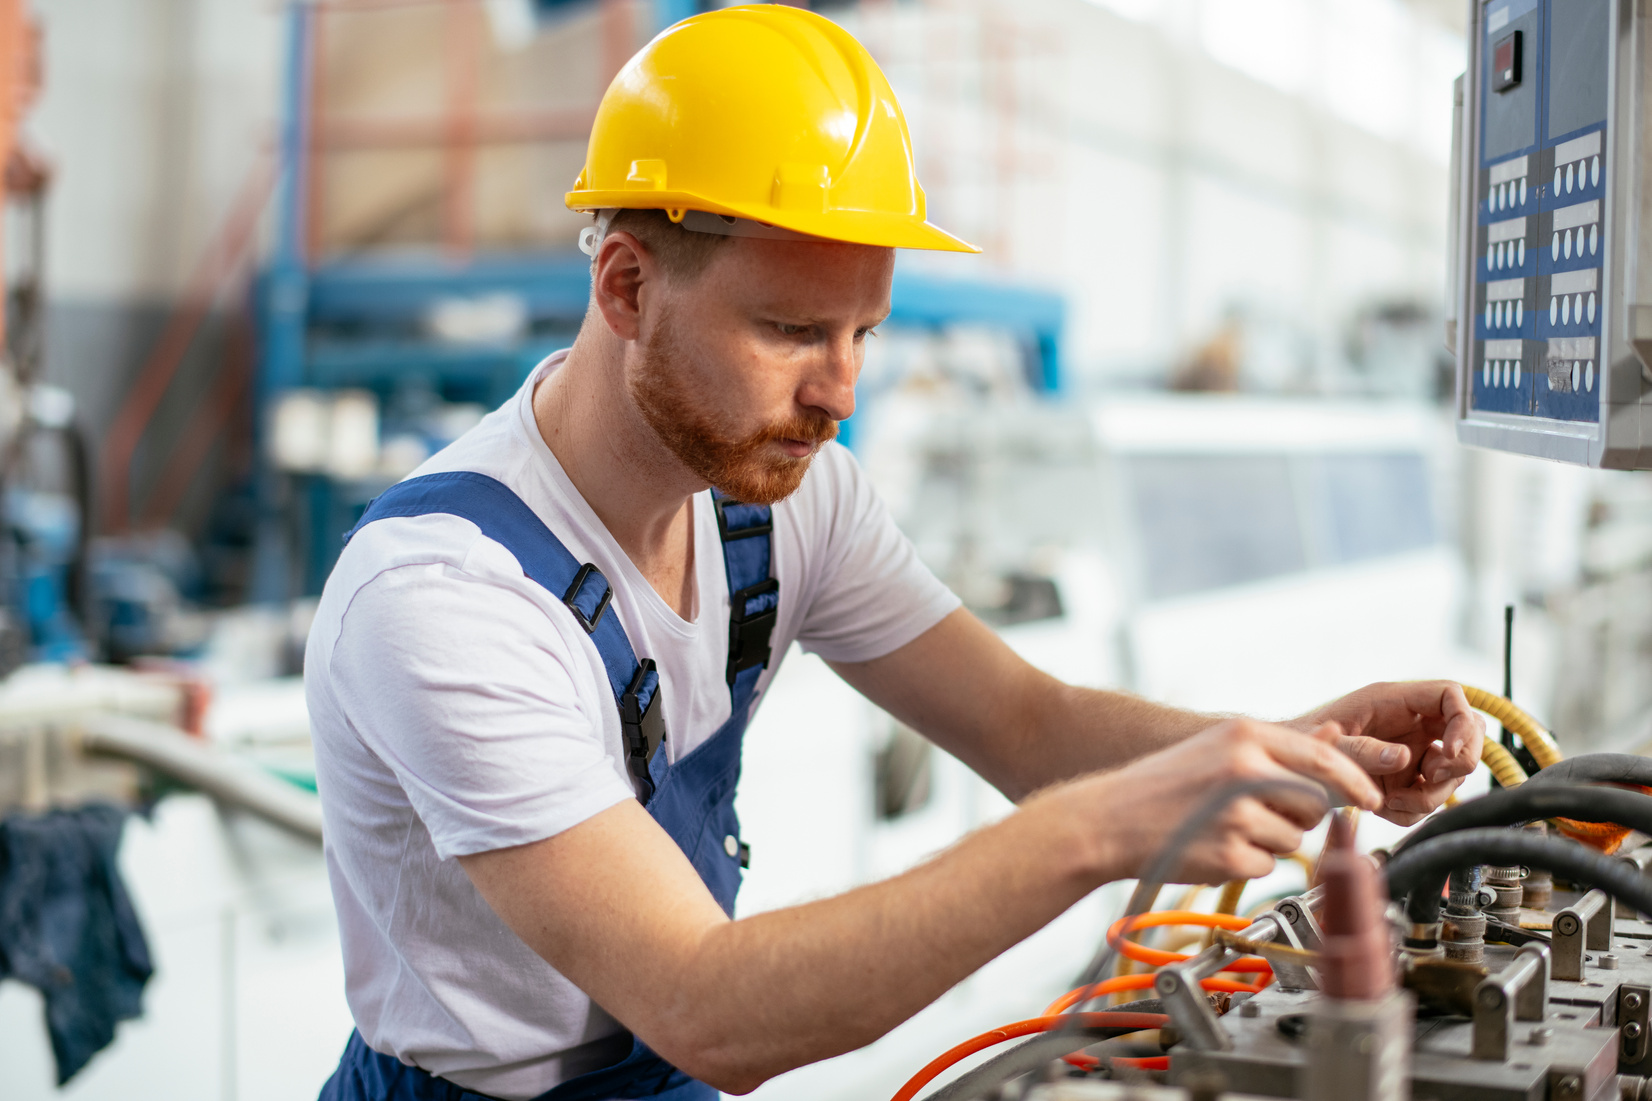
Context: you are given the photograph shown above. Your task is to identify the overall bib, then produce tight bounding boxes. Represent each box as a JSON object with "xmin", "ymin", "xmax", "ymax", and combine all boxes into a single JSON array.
[{"xmin": 318, "ymin": 471, "xmax": 780, "ymax": 1101}]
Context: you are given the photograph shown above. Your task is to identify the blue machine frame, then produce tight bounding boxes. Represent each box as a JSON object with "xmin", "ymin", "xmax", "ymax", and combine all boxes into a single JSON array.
[{"xmin": 253, "ymin": 1, "xmax": 1066, "ymax": 598}]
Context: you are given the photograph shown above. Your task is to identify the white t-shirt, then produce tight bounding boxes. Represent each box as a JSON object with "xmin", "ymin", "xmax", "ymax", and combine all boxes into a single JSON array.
[{"xmin": 305, "ymin": 350, "xmax": 960, "ymax": 1099}]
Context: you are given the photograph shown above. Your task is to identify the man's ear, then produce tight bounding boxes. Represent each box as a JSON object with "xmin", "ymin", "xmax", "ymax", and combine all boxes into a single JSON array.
[{"xmin": 591, "ymin": 231, "xmax": 654, "ymax": 342}]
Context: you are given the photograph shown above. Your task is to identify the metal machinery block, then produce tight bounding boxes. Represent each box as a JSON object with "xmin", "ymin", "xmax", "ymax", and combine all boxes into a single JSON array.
[
  {"xmin": 1448, "ymin": 0, "xmax": 1652, "ymax": 469},
  {"xmin": 1019, "ymin": 871, "xmax": 1652, "ymax": 1101}
]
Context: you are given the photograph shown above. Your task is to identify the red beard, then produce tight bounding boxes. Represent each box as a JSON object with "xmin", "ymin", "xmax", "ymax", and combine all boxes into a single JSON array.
[{"xmin": 630, "ymin": 314, "xmax": 839, "ymax": 505}]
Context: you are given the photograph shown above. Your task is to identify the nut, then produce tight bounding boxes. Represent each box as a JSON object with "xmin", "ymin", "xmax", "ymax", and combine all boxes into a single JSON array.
[
  {"xmin": 1528, "ymin": 1026, "xmax": 1552, "ymax": 1046},
  {"xmin": 1603, "ymin": 953, "xmax": 1622, "ymax": 970}
]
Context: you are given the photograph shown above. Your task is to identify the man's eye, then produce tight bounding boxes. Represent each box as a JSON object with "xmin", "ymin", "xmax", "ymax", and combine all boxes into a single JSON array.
[
  {"xmin": 776, "ymin": 323, "xmax": 804, "ymax": 336},
  {"xmin": 856, "ymin": 326, "xmax": 879, "ymax": 341}
]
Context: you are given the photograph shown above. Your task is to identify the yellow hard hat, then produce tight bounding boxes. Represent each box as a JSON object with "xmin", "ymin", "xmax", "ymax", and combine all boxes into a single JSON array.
[{"xmin": 566, "ymin": 4, "xmax": 977, "ymax": 253}]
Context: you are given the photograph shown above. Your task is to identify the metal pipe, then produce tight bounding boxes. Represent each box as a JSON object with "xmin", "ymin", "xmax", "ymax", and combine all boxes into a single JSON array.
[{"xmin": 79, "ymin": 713, "xmax": 323, "ymax": 843}]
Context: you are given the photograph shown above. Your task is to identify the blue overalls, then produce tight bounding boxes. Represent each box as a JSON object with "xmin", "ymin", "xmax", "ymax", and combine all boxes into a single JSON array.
[{"xmin": 318, "ymin": 471, "xmax": 780, "ymax": 1101}]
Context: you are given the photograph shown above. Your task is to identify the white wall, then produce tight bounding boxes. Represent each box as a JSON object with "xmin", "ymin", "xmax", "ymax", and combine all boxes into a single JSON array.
[{"xmin": 839, "ymin": 0, "xmax": 1464, "ymax": 387}]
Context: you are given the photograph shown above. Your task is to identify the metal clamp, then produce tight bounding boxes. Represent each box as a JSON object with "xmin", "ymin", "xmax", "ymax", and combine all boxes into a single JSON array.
[
  {"xmin": 1276, "ymin": 890, "xmax": 1326, "ymax": 953},
  {"xmin": 1552, "ymin": 889, "xmax": 1612, "ymax": 981},
  {"xmin": 1473, "ymin": 944, "xmax": 1550, "ymax": 1060},
  {"xmin": 1156, "ymin": 915, "xmax": 1306, "ymax": 1052}
]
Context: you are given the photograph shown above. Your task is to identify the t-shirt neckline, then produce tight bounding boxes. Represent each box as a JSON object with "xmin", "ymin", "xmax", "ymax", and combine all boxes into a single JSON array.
[{"xmin": 511, "ymin": 350, "xmax": 713, "ymax": 640}]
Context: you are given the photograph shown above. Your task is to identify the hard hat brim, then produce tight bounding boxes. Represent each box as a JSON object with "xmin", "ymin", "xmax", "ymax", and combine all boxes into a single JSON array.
[{"xmin": 565, "ymin": 190, "xmax": 980, "ymax": 254}]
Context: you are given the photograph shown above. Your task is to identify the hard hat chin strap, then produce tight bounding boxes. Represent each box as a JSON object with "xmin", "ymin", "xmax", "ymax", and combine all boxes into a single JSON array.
[{"xmin": 579, "ymin": 208, "xmax": 821, "ymax": 257}]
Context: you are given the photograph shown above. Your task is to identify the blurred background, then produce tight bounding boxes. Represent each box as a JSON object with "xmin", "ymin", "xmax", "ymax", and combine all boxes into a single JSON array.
[{"xmin": 2, "ymin": 0, "xmax": 1649, "ymax": 1098}]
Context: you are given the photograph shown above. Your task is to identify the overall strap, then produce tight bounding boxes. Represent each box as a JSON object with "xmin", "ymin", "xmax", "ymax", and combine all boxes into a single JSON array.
[
  {"xmin": 712, "ymin": 491, "xmax": 778, "ymax": 714},
  {"xmin": 343, "ymin": 472, "xmax": 666, "ymax": 800}
]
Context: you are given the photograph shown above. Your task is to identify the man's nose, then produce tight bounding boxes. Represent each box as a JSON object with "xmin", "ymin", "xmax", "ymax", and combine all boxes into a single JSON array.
[{"xmin": 798, "ymin": 334, "xmax": 859, "ymax": 423}]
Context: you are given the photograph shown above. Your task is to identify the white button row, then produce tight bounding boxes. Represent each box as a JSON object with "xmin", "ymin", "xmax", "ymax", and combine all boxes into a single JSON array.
[
  {"xmin": 1553, "ymin": 155, "xmax": 1602, "ymax": 196},
  {"xmin": 1482, "ymin": 359, "xmax": 1523, "ymax": 388},
  {"xmin": 1547, "ymin": 292, "xmax": 1597, "ymax": 326},
  {"xmin": 1488, "ymin": 238, "xmax": 1528, "ymax": 271},
  {"xmin": 1489, "ymin": 178, "xmax": 1529, "ymax": 213},
  {"xmin": 1485, "ymin": 299, "xmax": 1524, "ymax": 330},
  {"xmin": 1545, "ymin": 360, "xmax": 1596, "ymax": 393},
  {"xmin": 1551, "ymin": 225, "xmax": 1600, "ymax": 261}
]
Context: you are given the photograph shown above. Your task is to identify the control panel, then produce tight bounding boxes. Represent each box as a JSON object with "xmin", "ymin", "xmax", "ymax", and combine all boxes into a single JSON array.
[{"xmin": 1450, "ymin": 0, "xmax": 1652, "ymax": 468}]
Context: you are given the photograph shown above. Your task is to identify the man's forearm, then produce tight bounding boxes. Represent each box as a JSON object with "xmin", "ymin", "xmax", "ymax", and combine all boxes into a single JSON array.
[
  {"xmin": 1003, "ymin": 680, "xmax": 1225, "ymax": 796},
  {"xmin": 652, "ymin": 783, "xmax": 1105, "ymax": 1090},
  {"xmin": 829, "ymin": 609, "xmax": 1224, "ymax": 803}
]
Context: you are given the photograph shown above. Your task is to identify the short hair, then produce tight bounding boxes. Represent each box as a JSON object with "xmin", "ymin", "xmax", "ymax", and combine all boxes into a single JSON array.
[{"xmin": 601, "ymin": 209, "xmax": 732, "ymax": 282}]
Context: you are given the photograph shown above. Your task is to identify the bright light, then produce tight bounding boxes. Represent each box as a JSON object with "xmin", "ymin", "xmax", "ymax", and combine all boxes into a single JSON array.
[{"xmin": 1200, "ymin": 0, "xmax": 1314, "ymax": 96}]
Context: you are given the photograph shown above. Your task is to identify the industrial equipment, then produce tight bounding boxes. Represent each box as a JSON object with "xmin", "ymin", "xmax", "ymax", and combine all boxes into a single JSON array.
[
  {"xmin": 888, "ymin": 687, "xmax": 1652, "ymax": 1101},
  {"xmin": 1449, "ymin": 0, "xmax": 1652, "ymax": 467}
]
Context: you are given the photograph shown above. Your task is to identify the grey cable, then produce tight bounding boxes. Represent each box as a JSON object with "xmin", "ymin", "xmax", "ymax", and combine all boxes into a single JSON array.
[
  {"xmin": 1523, "ymin": 753, "xmax": 1652, "ymax": 788},
  {"xmin": 1068, "ymin": 778, "xmax": 1330, "ymax": 1007}
]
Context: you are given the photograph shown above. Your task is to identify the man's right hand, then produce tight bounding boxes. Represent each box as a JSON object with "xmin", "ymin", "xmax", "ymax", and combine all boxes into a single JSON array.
[
  {"xmin": 1045, "ymin": 717, "xmax": 1385, "ymax": 885},
  {"xmin": 457, "ymin": 716, "xmax": 1383, "ymax": 1094}
]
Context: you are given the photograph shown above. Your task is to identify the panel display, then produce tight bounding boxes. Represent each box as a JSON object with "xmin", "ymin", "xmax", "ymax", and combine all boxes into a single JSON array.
[{"xmin": 1473, "ymin": 0, "xmax": 1607, "ymax": 424}]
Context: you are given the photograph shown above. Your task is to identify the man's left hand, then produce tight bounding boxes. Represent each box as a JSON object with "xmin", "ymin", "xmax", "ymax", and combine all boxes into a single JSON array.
[{"xmin": 1290, "ymin": 681, "xmax": 1484, "ymax": 825}]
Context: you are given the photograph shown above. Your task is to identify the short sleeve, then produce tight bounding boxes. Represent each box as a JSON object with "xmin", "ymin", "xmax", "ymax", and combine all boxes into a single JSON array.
[
  {"xmin": 327, "ymin": 560, "xmax": 634, "ymax": 861},
  {"xmin": 792, "ymin": 444, "xmax": 961, "ymax": 664}
]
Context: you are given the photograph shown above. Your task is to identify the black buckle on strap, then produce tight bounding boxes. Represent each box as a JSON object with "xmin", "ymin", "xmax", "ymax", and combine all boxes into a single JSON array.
[
  {"xmin": 726, "ymin": 577, "xmax": 779, "ymax": 685},
  {"xmin": 715, "ymin": 496, "xmax": 773, "ymax": 542},
  {"xmin": 562, "ymin": 562, "xmax": 612, "ymax": 633},
  {"xmin": 620, "ymin": 659, "xmax": 666, "ymax": 801}
]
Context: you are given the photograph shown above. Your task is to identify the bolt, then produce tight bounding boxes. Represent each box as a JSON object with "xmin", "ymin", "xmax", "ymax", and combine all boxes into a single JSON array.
[
  {"xmin": 1628, "ymin": 1022, "xmax": 1645, "ymax": 1040},
  {"xmin": 1528, "ymin": 1026, "xmax": 1552, "ymax": 1046},
  {"xmin": 1557, "ymin": 1075, "xmax": 1584, "ymax": 1101},
  {"xmin": 1604, "ymin": 953, "xmax": 1622, "ymax": 970},
  {"xmin": 1240, "ymin": 1000, "xmax": 1261, "ymax": 1018},
  {"xmin": 1630, "ymin": 992, "xmax": 1647, "ymax": 1011},
  {"xmin": 1558, "ymin": 915, "xmax": 1581, "ymax": 936},
  {"xmin": 1479, "ymin": 987, "xmax": 1505, "ymax": 1008}
]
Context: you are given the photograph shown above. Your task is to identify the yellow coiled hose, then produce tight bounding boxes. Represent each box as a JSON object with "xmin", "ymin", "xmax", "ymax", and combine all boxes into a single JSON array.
[
  {"xmin": 1479, "ymin": 737, "xmax": 1529, "ymax": 788},
  {"xmin": 1460, "ymin": 684, "xmax": 1562, "ymax": 769},
  {"xmin": 1459, "ymin": 684, "xmax": 1638, "ymax": 851}
]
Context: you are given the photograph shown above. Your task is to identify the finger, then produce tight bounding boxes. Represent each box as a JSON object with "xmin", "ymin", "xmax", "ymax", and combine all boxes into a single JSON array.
[
  {"xmin": 1332, "ymin": 732, "xmax": 1412, "ymax": 776},
  {"xmin": 1418, "ymin": 740, "xmax": 1475, "ymax": 784},
  {"xmin": 1232, "ymin": 798, "xmax": 1308, "ymax": 855},
  {"xmin": 1262, "ymin": 721, "xmax": 1382, "ymax": 810},
  {"xmin": 1382, "ymin": 776, "xmax": 1461, "ymax": 818},
  {"xmin": 1433, "ymin": 683, "xmax": 1486, "ymax": 764},
  {"xmin": 1258, "ymin": 785, "xmax": 1336, "ymax": 830},
  {"xmin": 1377, "ymin": 808, "xmax": 1428, "ymax": 827}
]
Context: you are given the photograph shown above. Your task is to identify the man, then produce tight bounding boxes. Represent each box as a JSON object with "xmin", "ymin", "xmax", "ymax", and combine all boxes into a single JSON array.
[{"xmin": 308, "ymin": 7, "xmax": 1482, "ymax": 1100}]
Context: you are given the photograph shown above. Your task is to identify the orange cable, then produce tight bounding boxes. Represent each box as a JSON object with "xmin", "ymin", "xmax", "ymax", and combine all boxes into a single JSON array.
[
  {"xmin": 1044, "ymin": 973, "xmax": 1265, "ymax": 1016},
  {"xmin": 888, "ymin": 1012, "xmax": 1169, "ymax": 1101},
  {"xmin": 1108, "ymin": 912, "xmax": 1269, "ymax": 971}
]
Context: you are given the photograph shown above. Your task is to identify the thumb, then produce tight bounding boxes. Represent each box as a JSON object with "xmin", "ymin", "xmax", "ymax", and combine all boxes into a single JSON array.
[{"xmin": 1310, "ymin": 721, "xmax": 1411, "ymax": 776}]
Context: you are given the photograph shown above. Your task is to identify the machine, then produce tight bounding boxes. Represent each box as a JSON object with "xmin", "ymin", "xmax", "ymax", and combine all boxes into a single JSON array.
[
  {"xmin": 1450, "ymin": 0, "xmax": 1652, "ymax": 467},
  {"xmin": 888, "ymin": 722, "xmax": 1652, "ymax": 1101}
]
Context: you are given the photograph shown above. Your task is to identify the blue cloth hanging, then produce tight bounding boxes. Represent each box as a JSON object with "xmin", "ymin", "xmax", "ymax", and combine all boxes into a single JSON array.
[{"xmin": 0, "ymin": 801, "xmax": 153, "ymax": 1084}]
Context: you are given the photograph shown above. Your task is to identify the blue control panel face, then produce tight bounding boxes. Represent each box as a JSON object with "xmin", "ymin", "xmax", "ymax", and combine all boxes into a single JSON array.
[{"xmin": 1473, "ymin": 0, "xmax": 1608, "ymax": 422}]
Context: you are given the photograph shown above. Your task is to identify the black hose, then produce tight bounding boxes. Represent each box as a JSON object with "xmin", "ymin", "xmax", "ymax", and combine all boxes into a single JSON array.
[
  {"xmin": 1396, "ymin": 784, "xmax": 1652, "ymax": 851},
  {"xmin": 1524, "ymin": 753, "xmax": 1652, "ymax": 789},
  {"xmin": 1385, "ymin": 828, "xmax": 1652, "ymax": 926}
]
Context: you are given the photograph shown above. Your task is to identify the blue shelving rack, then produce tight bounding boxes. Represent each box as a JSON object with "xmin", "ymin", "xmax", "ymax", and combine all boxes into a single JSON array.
[{"xmin": 252, "ymin": 1, "xmax": 1066, "ymax": 599}]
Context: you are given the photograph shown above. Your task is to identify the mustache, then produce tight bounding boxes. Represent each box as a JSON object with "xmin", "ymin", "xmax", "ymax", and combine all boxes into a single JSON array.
[{"xmin": 746, "ymin": 412, "xmax": 839, "ymax": 450}]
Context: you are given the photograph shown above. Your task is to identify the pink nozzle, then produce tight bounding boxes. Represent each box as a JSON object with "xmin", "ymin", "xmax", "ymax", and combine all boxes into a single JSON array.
[{"xmin": 1316, "ymin": 813, "xmax": 1393, "ymax": 1000}]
